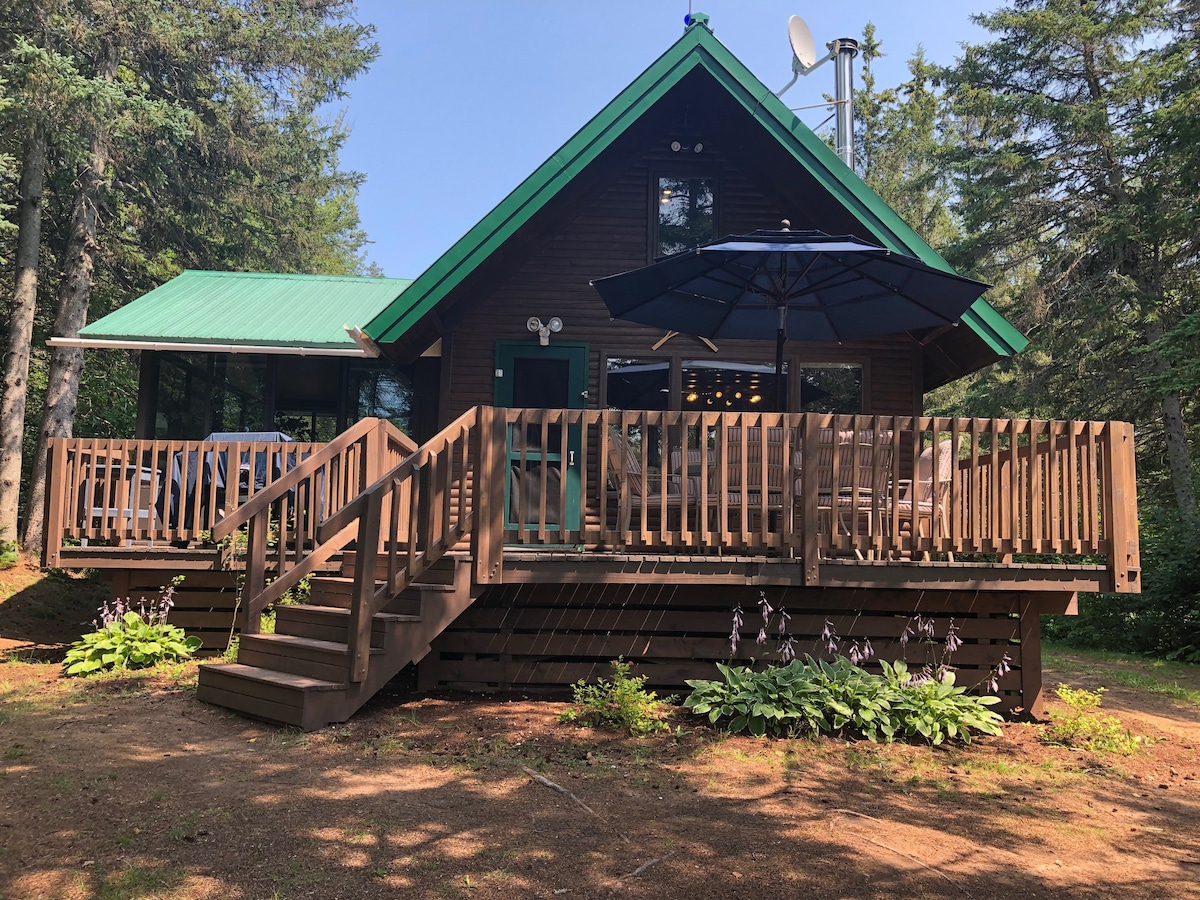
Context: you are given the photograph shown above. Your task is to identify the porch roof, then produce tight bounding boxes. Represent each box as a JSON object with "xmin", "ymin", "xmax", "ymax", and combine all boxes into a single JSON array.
[
  {"xmin": 70, "ymin": 271, "xmax": 413, "ymax": 355},
  {"xmin": 363, "ymin": 16, "xmax": 1028, "ymax": 374}
]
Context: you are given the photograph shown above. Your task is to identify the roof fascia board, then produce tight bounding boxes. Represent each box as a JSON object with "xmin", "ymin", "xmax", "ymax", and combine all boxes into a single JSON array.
[{"xmin": 49, "ymin": 336, "xmax": 369, "ymax": 357}]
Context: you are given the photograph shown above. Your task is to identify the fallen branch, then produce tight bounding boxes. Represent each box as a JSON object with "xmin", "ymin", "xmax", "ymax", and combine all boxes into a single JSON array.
[
  {"xmin": 622, "ymin": 850, "xmax": 674, "ymax": 878},
  {"xmin": 519, "ymin": 765, "xmax": 631, "ymax": 844},
  {"xmin": 828, "ymin": 808, "xmax": 972, "ymax": 898},
  {"xmin": 520, "ymin": 765, "xmax": 598, "ymax": 816}
]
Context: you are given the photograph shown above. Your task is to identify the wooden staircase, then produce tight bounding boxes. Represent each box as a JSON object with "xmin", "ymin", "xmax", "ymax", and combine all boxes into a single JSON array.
[
  {"xmin": 197, "ymin": 555, "xmax": 480, "ymax": 729},
  {"xmin": 195, "ymin": 408, "xmax": 502, "ymax": 730}
]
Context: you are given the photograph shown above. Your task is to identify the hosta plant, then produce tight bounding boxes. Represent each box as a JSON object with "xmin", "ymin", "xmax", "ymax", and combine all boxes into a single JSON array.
[
  {"xmin": 684, "ymin": 655, "xmax": 1003, "ymax": 744},
  {"xmin": 63, "ymin": 588, "xmax": 202, "ymax": 676}
]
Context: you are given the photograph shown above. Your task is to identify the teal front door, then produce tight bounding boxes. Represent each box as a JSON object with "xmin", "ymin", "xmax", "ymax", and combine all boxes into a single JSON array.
[{"xmin": 494, "ymin": 342, "xmax": 589, "ymax": 535}]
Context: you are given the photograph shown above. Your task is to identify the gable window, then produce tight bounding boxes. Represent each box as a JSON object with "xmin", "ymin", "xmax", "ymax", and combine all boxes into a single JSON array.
[{"xmin": 656, "ymin": 175, "xmax": 715, "ymax": 257}]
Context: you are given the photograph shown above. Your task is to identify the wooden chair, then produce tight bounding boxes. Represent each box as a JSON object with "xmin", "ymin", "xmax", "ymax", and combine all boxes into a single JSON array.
[
  {"xmin": 606, "ymin": 429, "xmax": 684, "ymax": 535},
  {"xmin": 813, "ymin": 428, "xmax": 894, "ymax": 550},
  {"xmin": 890, "ymin": 438, "xmax": 954, "ymax": 551},
  {"xmin": 700, "ymin": 425, "xmax": 798, "ymax": 534}
]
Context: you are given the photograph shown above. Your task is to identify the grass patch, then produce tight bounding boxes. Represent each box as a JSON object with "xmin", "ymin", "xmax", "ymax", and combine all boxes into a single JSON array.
[
  {"xmin": 1043, "ymin": 685, "xmax": 1151, "ymax": 755},
  {"xmin": 96, "ymin": 864, "xmax": 184, "ymax": 899},
  {"xmin": 1043, "ymin": 642, "xmax": 1200, "ymax": 706}
]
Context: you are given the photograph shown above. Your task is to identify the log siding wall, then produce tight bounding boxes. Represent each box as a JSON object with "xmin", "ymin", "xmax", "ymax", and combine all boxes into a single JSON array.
[{"xmin": 441, "ymin": 137, "xmax": 922, "ymax": 423}]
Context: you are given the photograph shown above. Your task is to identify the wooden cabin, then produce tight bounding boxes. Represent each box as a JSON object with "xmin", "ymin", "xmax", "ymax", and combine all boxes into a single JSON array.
[{"xmin": 42, "ymin": 17, "xmax": 1140, "ymax": 730}]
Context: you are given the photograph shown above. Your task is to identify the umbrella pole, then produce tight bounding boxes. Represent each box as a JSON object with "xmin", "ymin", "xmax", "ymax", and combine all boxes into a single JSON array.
[{"xmin": 775, "ymin": 306, "xmax": 786, "ymax": 412}]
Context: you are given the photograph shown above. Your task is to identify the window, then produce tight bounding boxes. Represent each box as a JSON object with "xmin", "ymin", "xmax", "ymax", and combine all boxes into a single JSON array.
[
  {"xmin": 351, "ymin": 363, "xmax": 412, "ymax": 434},
  {"xmin": 798, "ymin": 365, "xmax": 863, "ymax": 413},
  {"xmin": 682, "ymin": 360, "xmax": 780, "ymax": 412},
  {"xmin": 605, "ymin": 357, "xmax": 670, "ymax": 410},
  {"xmin": 656, "ymin": 175, "xmax": 715, "ymax": 257}
]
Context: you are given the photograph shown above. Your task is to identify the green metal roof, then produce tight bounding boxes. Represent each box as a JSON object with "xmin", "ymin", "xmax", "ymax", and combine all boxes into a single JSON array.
[
  {"xmin": 364, "ymin": 17, "xmax": 1026, "ymax": 359},
  {"xmin": 81, "ymin": 271, "xmax": 413, "ymax": 349}
]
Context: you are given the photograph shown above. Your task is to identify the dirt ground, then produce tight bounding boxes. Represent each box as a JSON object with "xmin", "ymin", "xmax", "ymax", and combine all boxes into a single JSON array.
[{"xmin": 2, "ymin": 563, "xmax": 1200, "ymax": 899}]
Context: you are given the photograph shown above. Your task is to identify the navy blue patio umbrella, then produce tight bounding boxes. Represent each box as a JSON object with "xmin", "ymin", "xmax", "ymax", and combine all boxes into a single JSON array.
[{"xmin": 591, "ymin": 228, "xmax": 991, "ymax": 410}]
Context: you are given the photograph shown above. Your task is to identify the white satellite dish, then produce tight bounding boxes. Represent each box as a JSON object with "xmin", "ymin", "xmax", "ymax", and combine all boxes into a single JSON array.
[{"xmin": 788, "ymin": 15, "xmax": 818, "ymax": 70}]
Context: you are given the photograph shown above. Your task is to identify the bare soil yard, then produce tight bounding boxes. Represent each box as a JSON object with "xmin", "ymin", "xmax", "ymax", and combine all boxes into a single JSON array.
[{"xmin": 2, "ymin": 567, "xmax": 1199, "ymax": 899}]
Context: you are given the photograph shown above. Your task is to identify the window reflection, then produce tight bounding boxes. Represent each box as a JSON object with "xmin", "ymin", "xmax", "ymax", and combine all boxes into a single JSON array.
[
  {"xmin": 605, "ymin": 358, "xmax": 670, "ymax": 410},
  {"xmin": 799, "ymin": 365, "xmax": 862, "ymax": 414},
  {"xmin": 657, "ymin": 175, "xmax": 714, "ymax": 256},
  {"xmin": 681, "ymin": 360, "xmax": 782, "ymax": 411}
]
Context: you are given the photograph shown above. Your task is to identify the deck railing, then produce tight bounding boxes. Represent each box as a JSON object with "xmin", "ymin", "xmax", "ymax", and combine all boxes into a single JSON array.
[
  {"xmin": 488, "ymin": 409, "xmax": 1140, "ymax": 592},
  {"xmin": 209, "ymin": 418, "xmax": 416, "ymax": 633},
  {"xmin": 43, "ymin": 409, "xmax": 1142, "ymax": 603},
  {"xmin": 317, "ymin": 407, "xmax": 486, "ymax": 680},
  {"xmin": 42, "ymin": 435, "xmax": 322, "ymax": 566}
]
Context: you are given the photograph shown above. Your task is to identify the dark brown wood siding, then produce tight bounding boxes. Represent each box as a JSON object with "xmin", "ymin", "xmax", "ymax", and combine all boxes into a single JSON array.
[{"xmin": 441, "ymin": 134, "xmax": 921, "ymax": 423}]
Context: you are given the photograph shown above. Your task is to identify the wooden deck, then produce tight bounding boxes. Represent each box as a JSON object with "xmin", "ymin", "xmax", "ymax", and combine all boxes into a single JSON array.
[{"xmin": 42, "ymin": 408, "xmax": 1140, "ymax": 729}]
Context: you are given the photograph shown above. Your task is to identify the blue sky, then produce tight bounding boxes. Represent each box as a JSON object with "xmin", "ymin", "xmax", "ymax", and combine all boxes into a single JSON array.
[{"xmin": 339, "ymin": 2, "xmax": 1000, "ymax": 278}]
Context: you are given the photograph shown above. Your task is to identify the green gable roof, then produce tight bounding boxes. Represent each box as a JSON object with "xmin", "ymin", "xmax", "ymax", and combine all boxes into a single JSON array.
[
  {"xmin": 364, "ymin": 18, "xmax": 1026, "ymax": 360},
  {"xmin": 80, "ymin": 271, "xmax": 412, "ymax": 351}
]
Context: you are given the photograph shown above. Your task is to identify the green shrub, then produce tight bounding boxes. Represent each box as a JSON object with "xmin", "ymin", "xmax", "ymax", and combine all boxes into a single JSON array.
[
  {"xmin": 0, "ymin": 528, "xmax": 18, "ymax": 570},
  {"xmin": 684, "ymin": 656, "xmax": 1004, "ymax": 744},
  {"xmin": 558, "ymin": 659, "xmax": 673, "ymax": 736},
  {"xmin": 63, "ymin": 589, "xmax": 202, "ymax": 676},
  {"xmin": 1042, "ymin": 684, "xmax": 1149, "ymax": 755}
]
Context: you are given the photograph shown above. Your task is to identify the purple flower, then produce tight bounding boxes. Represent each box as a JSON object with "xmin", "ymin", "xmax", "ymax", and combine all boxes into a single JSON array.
[
  {"xmin": 756, "ymin": 626, "xmax": 769, "ymax": 645},
  {"xmin": 780, "ymin": 636, "xmax": 797, "ymax": 663},
  {"xmin": 944, "ymin": 619, "xmax": 962, "ymax": 654},
  {"xmin": 821, "ymin": 619, "xmax": 839, "ymax": 655},
  {"xmin": 758, "ymin": 591, "xmax": 773, "ymax": 625}
]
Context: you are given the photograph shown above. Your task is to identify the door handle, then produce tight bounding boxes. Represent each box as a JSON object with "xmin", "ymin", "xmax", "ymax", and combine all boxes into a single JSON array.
[{"xmin": 568, "ymin": 450, "xmax": 575, "ymax": 467}]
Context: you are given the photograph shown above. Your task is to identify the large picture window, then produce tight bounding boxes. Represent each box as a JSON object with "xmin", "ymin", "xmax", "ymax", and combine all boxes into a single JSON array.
[{"xmin": 656, "ymin": 175, "xmax": 715, "ymax": 257}]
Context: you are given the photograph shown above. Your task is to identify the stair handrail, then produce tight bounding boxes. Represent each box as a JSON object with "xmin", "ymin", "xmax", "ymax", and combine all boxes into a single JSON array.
[
  {"xmin": 215, "ymin": 416, "xmax": 417, "ymax": 635},
  {"xmin": 319, "ymin": 405, "xmax": 488, "ymax": 682}
]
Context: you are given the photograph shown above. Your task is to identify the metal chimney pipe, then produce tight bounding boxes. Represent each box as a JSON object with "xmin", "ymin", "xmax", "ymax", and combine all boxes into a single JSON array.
[{"xmin": 830, "ymin": 37, "xmax": 859, "ymax": 170}]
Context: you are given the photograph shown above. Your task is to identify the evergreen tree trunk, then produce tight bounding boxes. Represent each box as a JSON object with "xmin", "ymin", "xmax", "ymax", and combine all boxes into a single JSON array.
[
  {"xmin": 0, "ymin": 124, "xmax": 46, "ymax": 543},
  {"xmin": 1144, "ymin": 315, "xmax": 1199, "ymax": 528},
  {"xmin": 22, "ymin": 117, "xmax": 110, "ymax": 555}
]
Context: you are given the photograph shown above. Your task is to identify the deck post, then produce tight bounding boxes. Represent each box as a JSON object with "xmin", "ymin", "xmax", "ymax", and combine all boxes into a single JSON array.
[
  {"xmin": 241, "ymin": 511, "xmax": 268, "ymax": 635},
  {"xmin": 802, "ymin": 414, "xmax": 820, "ymax": 586},
  {"xmin": 1019, "ymin": 596, "xmax": 1045, "ymax": 719},
  {"xmin": 472, "ymin": 406, "xmax": 504, "ymax": 586},
  {"xmin": 348, "ymin": 487, "xmax": 383, "ymax": 683},
  {"xmin": 42, "ymin": 439, "xmax": 67, "ymax": 567},
  {"xmin": 1109, "ymin": 422, "xmax": 1139, "ymax": 593}
]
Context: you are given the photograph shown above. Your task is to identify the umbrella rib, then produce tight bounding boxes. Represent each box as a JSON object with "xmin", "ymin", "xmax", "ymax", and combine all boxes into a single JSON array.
[{"xmin": 797, "ymin": 256, "xmax": 966, "ymax": 324}]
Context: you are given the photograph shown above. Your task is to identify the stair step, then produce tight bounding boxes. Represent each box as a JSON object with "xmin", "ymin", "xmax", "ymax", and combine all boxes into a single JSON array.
[
  {"xmin": 340, "ymin": 550, "xmax": 458, "ymax": 584},
  {"xmin": 275, "ymin": 604, "xmax": 419, "ymax": 647},
  {"xmin": 306, "ymin": 575, "xmax": 425, "ymax": 613},
  {"xmin": 196, "ymin": 663, "xmax": 343, "ymax": 728},
  {"xmin": 239, "ymin": 633, "xmax": 382, "ymax": 682}
]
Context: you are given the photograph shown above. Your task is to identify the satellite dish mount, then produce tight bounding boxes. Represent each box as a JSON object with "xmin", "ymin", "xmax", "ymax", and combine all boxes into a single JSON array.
[{"xmin": 776, "ymin": 15, "xmax": 859, "ymax": 171}]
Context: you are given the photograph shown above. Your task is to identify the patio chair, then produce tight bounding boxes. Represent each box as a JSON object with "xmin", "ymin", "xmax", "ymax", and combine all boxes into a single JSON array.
[
  {"xmin": 889, "ymin": 438, "xmax": 955, "ymax": 554},
  {"xmin": 606, "ymin": 429, "xmax": 684, "ymax": 536},
  {"xmin": 813, "ymin": 428, "xmax": 894, "ymax": 552}
]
